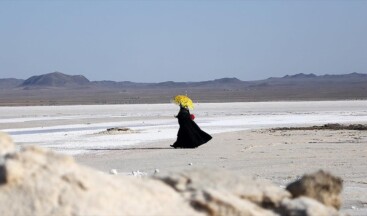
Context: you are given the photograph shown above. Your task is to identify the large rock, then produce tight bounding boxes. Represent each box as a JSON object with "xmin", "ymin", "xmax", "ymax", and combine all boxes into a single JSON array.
[
  {"xmin": 279, "ymin": 197, "xmax": 341, "ymax": 216},
  {"xmin": 0, "ymin": 132, "xmax": 346, "ymax": 216},
  {"xmin": 0, "ymin": 132, "xmax": 15, "ymax": 156},
  {"xmin": 286, "ymin": 170, "xmax": 343, "ymax": 209},
  {"xmin": 157, "ymin": 169, "xmax": 290, "ymax": 215},
  {"xmin": 0, "ymin": 146, "xmax": 200, "ymax": 216}
]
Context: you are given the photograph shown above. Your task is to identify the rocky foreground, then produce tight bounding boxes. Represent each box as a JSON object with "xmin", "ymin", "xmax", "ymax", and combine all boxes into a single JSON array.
[{"xmin": 0, "ymin": 132, "xmax": 345, "ymax": 216}]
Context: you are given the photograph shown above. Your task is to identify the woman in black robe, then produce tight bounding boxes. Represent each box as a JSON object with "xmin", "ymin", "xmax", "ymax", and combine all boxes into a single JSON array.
[{"xmin": 171, "ymin": 105, "xmax": 212, "ymax": 148}]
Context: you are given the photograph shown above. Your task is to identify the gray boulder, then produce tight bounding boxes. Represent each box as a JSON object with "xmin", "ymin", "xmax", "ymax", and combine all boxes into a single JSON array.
[
  {"xmin": 286, "ymin": 170, "xmax": 343, "ymax": 209},
  {"xmin": 279, "ymin": 197, "xmax": 341, "ymax": 216},
  {"xmin": 0, "ymin": 146, "xmax": 200, "ymax": 216},
  {"xmin": 158, "ymin": 168, "xmax": 290, "ymax": 215},
  {"xmin": 0, "ymin": 132, "xmax": 15, "ymax": 156}
]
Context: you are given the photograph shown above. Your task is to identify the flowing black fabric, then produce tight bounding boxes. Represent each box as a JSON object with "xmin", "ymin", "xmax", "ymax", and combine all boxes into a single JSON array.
[{"xmin": 171, "ymin": 107, "xmax": 212, "ymax": 148}]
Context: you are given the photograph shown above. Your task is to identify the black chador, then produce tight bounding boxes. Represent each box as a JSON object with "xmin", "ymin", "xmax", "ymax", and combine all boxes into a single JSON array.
[{"xmin": 171, "ymin": 106, "xmax": 212, "ymax": 148}]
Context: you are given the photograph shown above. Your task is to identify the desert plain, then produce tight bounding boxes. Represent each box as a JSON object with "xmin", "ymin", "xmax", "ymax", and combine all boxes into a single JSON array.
[{"xmin": 1, "ymin": 100, "xmax": 367, "ymax": 215}]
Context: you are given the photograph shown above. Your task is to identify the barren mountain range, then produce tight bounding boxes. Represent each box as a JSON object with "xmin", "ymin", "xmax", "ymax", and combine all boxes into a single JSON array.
[{"xmin": 0, "ymin": 72, "xmax": 366, "ymax": 106}]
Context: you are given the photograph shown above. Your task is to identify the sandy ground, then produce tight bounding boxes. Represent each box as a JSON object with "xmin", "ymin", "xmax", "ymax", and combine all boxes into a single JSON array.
[
  {"xmin": 76, "ymin": 128, "xmax": 367, "ymax": 216},
  {"xmin": 2, "ymin": 102, "xmax": 367, "ymax": 215}
]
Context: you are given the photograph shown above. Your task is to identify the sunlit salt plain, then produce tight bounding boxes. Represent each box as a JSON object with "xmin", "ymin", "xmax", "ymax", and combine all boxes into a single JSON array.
[{"xmin": 1, "ymin": 101, "xmax": 367, "ymax": 155}]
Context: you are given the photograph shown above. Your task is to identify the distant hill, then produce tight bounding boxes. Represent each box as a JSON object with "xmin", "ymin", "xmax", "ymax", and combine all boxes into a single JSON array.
[
  {"xmin": 1, "ymin": 71, "xmax": 367, "ymax": 106},
  {"xmin": 3, "ymin": 72, "xmax": 366, "ymax": 90},
  {"xmin": 92, "ymin": 77, "xmax": 244, "ymax": 89},
  {"xmin": 271, "ymin": 72, "xmax": 367, "ymax": 81},
  {"xmin": 21, "ymin": 72, "xmax": 90, "ymax": 88},
  {"xmin": 260, "ymin": 72, "xmax": 367, "ymax": 87},
  {"xmin": 0, "ymin": 78, "xmax": 24, "ymax": 89}
]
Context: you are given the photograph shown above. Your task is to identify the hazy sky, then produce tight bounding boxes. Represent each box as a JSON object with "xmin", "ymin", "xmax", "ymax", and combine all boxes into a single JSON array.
[{"xmin": 0, "ymin": 0, "xmax": 366, "ymax": 82}]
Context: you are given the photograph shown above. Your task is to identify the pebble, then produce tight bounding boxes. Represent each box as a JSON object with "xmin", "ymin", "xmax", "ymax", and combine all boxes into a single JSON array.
[
  {"xmin": 110, "ymin": 169, "xmax": 118, "ymax": 175},
  {"xmin": 188, "ymin": 163, "xmax": 193, "ymax": 166},
  {"xmin": 131, "ymin": 170, "xmax": 147, "ymax": 177}
]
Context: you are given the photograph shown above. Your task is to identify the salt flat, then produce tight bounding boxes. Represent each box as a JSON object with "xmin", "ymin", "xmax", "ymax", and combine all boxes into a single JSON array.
[
  {"xmin": 1, "ymin": 100, "xmax": 367, "ymax": 215},
  {"xmin": 1, "ymin": 100, "xmax": 367, "ymax": 155}
]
